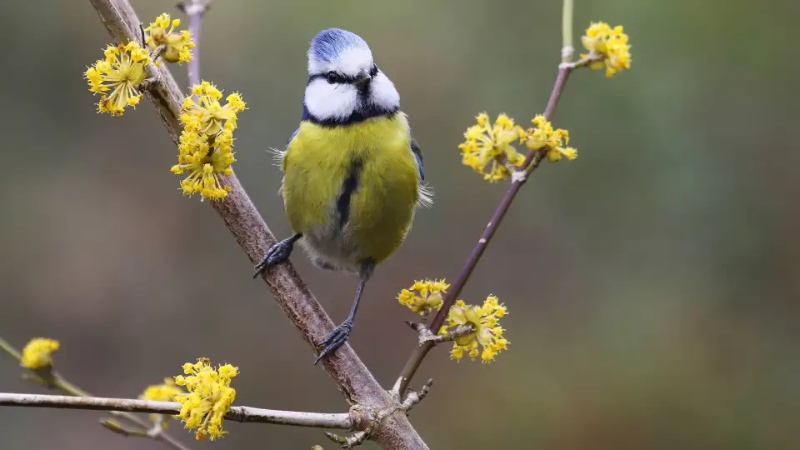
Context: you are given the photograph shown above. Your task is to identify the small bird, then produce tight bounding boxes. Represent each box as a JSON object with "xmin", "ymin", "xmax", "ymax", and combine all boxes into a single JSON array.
[{"xmin": 254, "ymin": 28, "xmax": 430, "ymax": 364}]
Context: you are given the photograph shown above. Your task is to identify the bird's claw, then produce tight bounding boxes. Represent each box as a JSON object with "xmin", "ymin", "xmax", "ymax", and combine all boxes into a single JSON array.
[
  {"xmin": 314, "ymin": 320, "xmax": 353, "ymax": 365},
  {"xmin": 252, "ymin": 238, "xmax": 295, "ymax": 278}
]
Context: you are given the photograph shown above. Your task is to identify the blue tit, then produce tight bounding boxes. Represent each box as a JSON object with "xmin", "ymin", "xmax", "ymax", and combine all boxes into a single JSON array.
[{"xmin": 253, "ymin": 28, "xmax": 431, "ymax": 364}]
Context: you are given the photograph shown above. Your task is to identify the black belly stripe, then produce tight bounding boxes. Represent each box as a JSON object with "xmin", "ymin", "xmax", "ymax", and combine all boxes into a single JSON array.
[{"xmin": 337, "ymin": 157, "xmax": 364, "ymax": 229}]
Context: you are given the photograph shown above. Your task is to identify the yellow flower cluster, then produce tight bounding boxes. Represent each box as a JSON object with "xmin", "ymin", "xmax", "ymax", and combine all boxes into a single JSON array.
[
  {"xmin": 144, "ymin": 13, "xmax": 194, "ymax": 64},
  {"xmin": 140, "ymin": 377, "xmax": 183, "ymax": 401},
  {"xmin": 460, "ymin": 113, "xmax": 577, "ymax": 179},
  {"xmin": 174, "ymin": 358, "xmax": 238, "ymax": 441},
  {"xmin": 85, "ymin": 42, "xmax": 152, "ymax": 116},
  {"xmin": 20, "ymin": 338, "xmax": 60, "ymax": 370},
  {"xmin": 140, "ymin": 378, "xmax": 184, "ymax": 426},
  {"xmin": 581, "ymin": 22, "xmax": 632, "ymax": 78},
  {"xmin": 171, "ymin": 82, "xmax": 246, "ymax": 200},
  {"xmin": 20, "ymin": 338, "xmax": 60, "ymax": 369},
  {"xmin": 524, "ymin": 115, "xmax": 577, "ymax": 162},
  {"xmin": 440, "ymin": 296, "xmax": 508, "ymax": 363},
  {"xmin": 459, "ymin": 113, "xmax": 527, "ymax": 182},
  {"xmin": 397, "ymin": 279, "xmax": 450, "ymax": 316}
]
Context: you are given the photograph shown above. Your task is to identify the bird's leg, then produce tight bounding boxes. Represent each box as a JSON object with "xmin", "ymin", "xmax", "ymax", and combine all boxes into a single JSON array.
[
  {"xmin": 314, "ymin": 261, "xmax": 375, "ymax": 365},
  {"xmin": 252, "ymin": 233, "xmax": 302, "ymax": 278}
]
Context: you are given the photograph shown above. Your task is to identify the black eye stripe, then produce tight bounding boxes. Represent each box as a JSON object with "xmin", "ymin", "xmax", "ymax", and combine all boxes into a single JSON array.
[{"xmin": 308, "ymin": 70, "xmax": 373, "ymax": 85}]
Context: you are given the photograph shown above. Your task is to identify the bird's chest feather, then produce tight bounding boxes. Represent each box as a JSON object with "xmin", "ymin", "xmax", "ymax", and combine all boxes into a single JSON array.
[{"xmin": 281, "ymin": 115, "xmax": 420, "ymax": 267}]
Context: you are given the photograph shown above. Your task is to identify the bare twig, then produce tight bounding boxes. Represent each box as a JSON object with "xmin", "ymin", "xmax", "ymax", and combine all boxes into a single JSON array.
[
  {"xmin": 177, "ymin": 0, "xmax": 211, "ymax": 90},
  {"xmin": 0, "ymin": 393, "xmax": 354, "ymax": 429},
  {"xmin": 88, "ymin": 1, "xmax": 427, "ymax": 448},
  {"xmin": 394, "ymin": 0, "xmax": 583, "ymax": 397}
]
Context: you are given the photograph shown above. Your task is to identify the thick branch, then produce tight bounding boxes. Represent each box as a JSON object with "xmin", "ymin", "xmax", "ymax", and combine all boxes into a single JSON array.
[
  {"xmin": 87, "ymin": 1, "xmax": 427, "ymax": 448},
  {"xmin": 0, "ymin": 393, "xmax": 352, "ymax": 429}
]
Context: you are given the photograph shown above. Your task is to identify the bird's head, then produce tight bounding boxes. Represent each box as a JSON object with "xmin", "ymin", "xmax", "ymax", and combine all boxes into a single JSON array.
[{"xmin": 304, "ymin": 28, "xmax": 400, "ymax": 125}]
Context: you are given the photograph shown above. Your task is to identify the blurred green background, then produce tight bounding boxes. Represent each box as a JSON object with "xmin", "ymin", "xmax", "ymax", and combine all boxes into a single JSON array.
[{"xmin": 2, "ymin": 0, "xmax": 799, "ymax": 449}]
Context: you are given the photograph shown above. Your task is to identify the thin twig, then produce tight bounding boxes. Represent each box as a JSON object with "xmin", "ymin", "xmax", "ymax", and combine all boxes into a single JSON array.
[
  {"xmin": 404, "ymin": 321, "xmax": 474, "ymax": 346},
  {"xmin": 0, "ymin": 338, "xmax": 190, "ymax": 450},
  {"xmin": 394, "ymin": 0, "xmax": 581, "ymax": 397},
  {"xmin": 177, "ymin": 0, "xmax": 211, "ymax": 91},
  {"xmin": 0, "ymin": 393, "xmax": 354, "ymax": 429},
  {"xmin": 561, "ymin": 0, "xmax": 574, "ymax": 62},
  {"xmin": 88, "ymin": 1, "xmax": 427, "ymax": 448}
]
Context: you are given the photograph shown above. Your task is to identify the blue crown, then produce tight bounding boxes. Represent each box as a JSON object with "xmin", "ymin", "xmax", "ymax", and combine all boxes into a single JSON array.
[{"xmin": 309, "ymin": 28, "xmax": 369, "ymax": 62}]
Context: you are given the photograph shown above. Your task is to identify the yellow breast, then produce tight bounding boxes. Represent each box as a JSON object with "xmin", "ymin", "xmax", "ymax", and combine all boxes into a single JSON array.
[{"xmin": 281, "ymin": 113, "xmax": 420, "ymax": 271}]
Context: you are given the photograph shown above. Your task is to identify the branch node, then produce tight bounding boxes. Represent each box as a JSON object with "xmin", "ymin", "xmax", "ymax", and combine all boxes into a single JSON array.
[
  {"xmin": 347, "ymin": 404, "xmax": 376, "ymax": 431},
  {"xmin": 511, "ymin": 169, "xmax": 527, "ymax": 184},
  {"xmin": 561, "ymin": 45, "xmax": 574, "ymax": 60},
  {"xmin": 406, "ymin": 321, "xmax": 475, "ymax": 347},
  {"xmin": 329, "ymin": 380, "xmax": 434, "ymax": 448}
]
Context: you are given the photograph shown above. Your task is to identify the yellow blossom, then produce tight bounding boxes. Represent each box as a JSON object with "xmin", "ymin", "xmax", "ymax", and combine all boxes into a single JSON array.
[
  {"xmin": 524, "ymin": 115, "xmax": 578, "ymax": 162},
  {"xmin": 172, "ymin": 82, "xmax": 245, "ymax": 200},
  {"xmin": 580, "ymin": 22, "xmax": 631, "ymax": 78},
  {"xmin": 181, "ymin": 81, "xmax": 246, "ymax": 136},
  {"xmin": 443, "ymin": 296, "xmax": 509, "ymax": 363},
  {"xmin": 174, "ymin": 357, "xmax": 238, "ymax": 441},
  {"xmin": 459, "ymin": 113, "xmax": 527, "ymax": 182},
  {"xmin": 84, "ymin": 42, "xmax": 152, "ymax": 116},
  {"xmin": 140, "ymin": 378, "xmax": 184, "ymax": 426},
  {"xmin": 20, "ymin": 338, "xmax": 60, "ymax": 369},
  {"xmin": 144, "ymin": 13, "xmax": 195, "ymax": 64},
  {"xmin": 397, "ymin": 279, "xmax": 450, "ymax": 316},
  {"xmin": 171, "ymin": 124, "xmax": 235, "ymax": 200}
]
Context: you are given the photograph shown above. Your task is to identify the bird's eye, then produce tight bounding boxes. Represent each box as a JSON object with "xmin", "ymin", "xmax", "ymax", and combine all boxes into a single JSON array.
[
  {"xmin": 369, "ymin": 64, "xmax": 378, "ymax": 77},
  {"xmin": 326, "ymin": 71, "xmax": 338, "ymax": 84}
]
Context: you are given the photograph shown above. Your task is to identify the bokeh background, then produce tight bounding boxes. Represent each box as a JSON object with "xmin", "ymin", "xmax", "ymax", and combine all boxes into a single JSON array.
[{"xmin": 1, "ymin": 0, "xmax": 798, "ymax": 449}]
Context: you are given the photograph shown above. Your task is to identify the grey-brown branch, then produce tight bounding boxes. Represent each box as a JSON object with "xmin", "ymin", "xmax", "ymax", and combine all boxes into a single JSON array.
[{"xmin": 0, "ymin": 393, "xmax": 353, "ymax": 429}]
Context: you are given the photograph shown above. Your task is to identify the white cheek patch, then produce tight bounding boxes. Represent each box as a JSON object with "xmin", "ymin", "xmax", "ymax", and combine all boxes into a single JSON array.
[
  {"xmin": 367, "ymin": 72, "xmax": 400, "ymax": 110},
  {"xmin": 305, "ymin": 78, "xmax": 358, "ymax": 120},
  {"xmin": 308, "ymin": 47, "xmax": 374, "ymax": 77}
]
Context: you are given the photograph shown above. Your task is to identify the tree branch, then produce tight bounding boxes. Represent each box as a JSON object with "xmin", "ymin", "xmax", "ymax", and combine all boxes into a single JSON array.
[
  {"xmin": 1, "ymin": 338, "xmax": 191, "ymax": 450},
  {"xmin": 87, "ymin": 1, "xmax": 427, "ymax": 448},
  {"xmin": 0, "ymin": 393, "xmax": 353, "ymax": 429},
  {"xmin": 394, "ymin": 0, "xmax": 581, "ymax": 397}
]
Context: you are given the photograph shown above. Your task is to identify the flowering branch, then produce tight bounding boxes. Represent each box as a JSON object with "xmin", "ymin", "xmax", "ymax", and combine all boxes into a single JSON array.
[
  {"xmin": 0, "ymin": 338, "xmax": 190, "ymax": 450},
  {"xmin": 87, "ymin": 1, "xmax": 428, "ymax": 448},
  {"xmin": 394, "ymin": 0, "xmax": 582, "ymax": 396},
  {"xmin": 0, "ymin": 393, "xmax": 354, "ymax": 429}
]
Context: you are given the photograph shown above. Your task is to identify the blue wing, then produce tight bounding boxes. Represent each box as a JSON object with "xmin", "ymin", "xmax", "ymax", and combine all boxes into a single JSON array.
[
  {"xmin": 286, "ymin": 128, "xmax": 299, "ymax": 150},
  {"xmin": 410, "ymin": 138, "xmax": 425, "ymax": 182},
  {"xmin": 410, "ymin": 137, "xmax": 433, "ymax": 207}
]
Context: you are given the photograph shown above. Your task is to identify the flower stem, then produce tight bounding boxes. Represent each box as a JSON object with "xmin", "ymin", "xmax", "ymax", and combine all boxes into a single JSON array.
[{"xmin": 562, "ymin": 0, "xmax": 575, "ymax": 63}]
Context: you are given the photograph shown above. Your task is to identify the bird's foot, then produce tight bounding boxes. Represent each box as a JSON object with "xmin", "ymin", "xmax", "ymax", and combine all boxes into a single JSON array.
[
  {"xmin": 314, "ymin": 319, "xmax": 353, "ymax": 365},
  {"xmin": 253, "ymin": 237, "xmax": 296, "ymax": 278}
]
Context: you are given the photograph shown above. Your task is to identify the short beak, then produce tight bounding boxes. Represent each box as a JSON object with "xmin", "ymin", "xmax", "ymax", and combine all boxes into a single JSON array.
[{"xmin": 354, "ymin": 70, "xmax": 371, "ymax": 88}]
